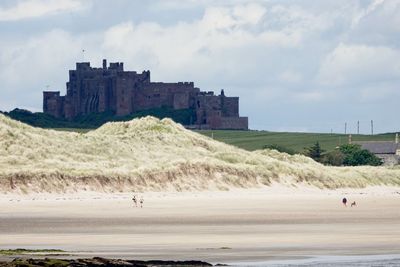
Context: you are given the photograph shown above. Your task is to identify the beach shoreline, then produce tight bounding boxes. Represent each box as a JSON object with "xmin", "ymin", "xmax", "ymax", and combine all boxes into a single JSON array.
[{"xmin": 1, "ymin": 185, "xmax": 400, "ymax": 265}]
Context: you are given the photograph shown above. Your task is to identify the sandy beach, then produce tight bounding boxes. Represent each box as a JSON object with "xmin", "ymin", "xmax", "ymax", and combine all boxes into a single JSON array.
[{"xmin": 1, "ymin": 185, "xmax": 400, "ymax": 265}]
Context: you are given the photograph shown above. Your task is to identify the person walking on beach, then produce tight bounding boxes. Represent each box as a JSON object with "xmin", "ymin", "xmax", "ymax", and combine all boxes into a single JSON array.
[
  {"xmin": 342, "ymin": 197, "xmax": 347, "ymax": 206},
  {"xmin": 139, "ymin": 197, "xmax": 144, "ymax": 208},
  {"xmin": 132, "ymin": 195, "xmax": 137, "ymax": 207}
]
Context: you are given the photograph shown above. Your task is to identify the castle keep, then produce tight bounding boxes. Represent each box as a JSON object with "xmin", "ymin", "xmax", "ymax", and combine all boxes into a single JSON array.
[{"xmin": 43, "ymin": 59, "xmax": 248, "ymax": 130}]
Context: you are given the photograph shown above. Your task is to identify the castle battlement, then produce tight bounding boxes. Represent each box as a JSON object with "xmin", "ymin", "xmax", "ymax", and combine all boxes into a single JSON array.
[{"xmin": 43, "ymin": 59, "xmax": 248, "ymax": 130}]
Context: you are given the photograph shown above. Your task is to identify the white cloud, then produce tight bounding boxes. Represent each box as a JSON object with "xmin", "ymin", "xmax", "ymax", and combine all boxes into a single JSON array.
[
  {"xmin": 0, "ymin": 0, "xmax": 86, "ymax": 21},
  {"xmin": 351, "ymin": 0, "xmax": 385, "ymax": 28},
  {"xmin": 1, "ymin": 0, "xmax": 400, "ymax": 132},
  {"xmin": 279, "ymin": 70, "xmax": 302, "ymax": 83},
  {"xmin": 232, "ymin": 3, "xmax": 266, "ymax": 25},
  {"xmin": 0, "ymin": 2, "xmax": 361, "ymax": 115},
  {"xmin": 348, "ymin": 0, "xmax": 400, "ymax": 47},
  {"xmin": 292, "ymin": 91, "xmax": 324, "ymax": 102},
  {"xmin": 150, "ymin": 0, "xmax": 262, "ymax": 11},
  {"xmin": 100, "ymin": 3, "xmax": 309, "ymax": 84},
  {"xmin": 0, "ymin": 29, "xmax": 88, "ymax": 112},
  {"xmin": 0, "ymin": 29, "xmax": 84, "ymax": 87},
  {"xmin": 317, "ymin": 43, "xmax": 400, "ymax": 86},
  {"xmin": 360, "ymin": 84, "xmax": 400, "ymax": 103}
]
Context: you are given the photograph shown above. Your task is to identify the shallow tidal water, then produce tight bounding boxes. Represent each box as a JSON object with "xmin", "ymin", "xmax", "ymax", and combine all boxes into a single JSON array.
[{"xmin": 228, "ymin": 254, "xmax": 400, "ymax": 266}]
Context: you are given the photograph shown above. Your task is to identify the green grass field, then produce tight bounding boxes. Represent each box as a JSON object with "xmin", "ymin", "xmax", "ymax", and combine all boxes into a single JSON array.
[
  {"xmin": 196, "ymin": 130, "xmax": 397, "ymax": 153},
  {"xmin": 52, "ymin": 127, "xmax": 397, "ymax": 153}
]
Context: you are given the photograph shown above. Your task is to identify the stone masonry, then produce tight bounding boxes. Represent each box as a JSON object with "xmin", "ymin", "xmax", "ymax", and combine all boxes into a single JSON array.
[{"xmin": 43, "ymin": 59, "xmax": 248, "ymax": 130}]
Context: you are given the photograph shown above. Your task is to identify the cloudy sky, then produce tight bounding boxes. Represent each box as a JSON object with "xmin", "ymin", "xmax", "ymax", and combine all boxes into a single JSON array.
[{"xmin": 0, "ymin": 0, "xmax": 399, "ymax": 133}]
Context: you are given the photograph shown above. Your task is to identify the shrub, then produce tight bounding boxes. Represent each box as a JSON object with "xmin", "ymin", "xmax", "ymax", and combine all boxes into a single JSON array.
[
  {"xmin": 304, "ymin": 142, "xmax": 324, "ymax": 162},
  {"xmin": 339, "ymin": 144, "xmax": 382, "ymax": 166},
  {"xmin": 322, "ymin": 149, "xmax": 344, "ymax": 166}
]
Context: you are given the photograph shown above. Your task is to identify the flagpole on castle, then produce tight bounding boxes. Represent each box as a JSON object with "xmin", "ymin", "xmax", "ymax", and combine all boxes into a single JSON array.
[{"xmin": 82, "ymin": 49, "xmax": 85, "ymax": 62}]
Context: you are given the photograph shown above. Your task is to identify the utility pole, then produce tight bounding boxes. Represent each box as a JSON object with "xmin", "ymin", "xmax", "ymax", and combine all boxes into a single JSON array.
[
  {"xmin": 357, "ymin": 121, "xmax": 359, "ymax": 135},
  {"xmin": 345, "ymin": 122, "xmax": 347, "ymax": 135},
  {"xmin": 371, "ymin": 120, "xmax": 374, "ymax": 135}
]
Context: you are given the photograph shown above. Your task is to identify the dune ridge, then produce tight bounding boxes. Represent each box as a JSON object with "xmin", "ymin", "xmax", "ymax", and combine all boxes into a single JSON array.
[{"xmin": 1, "ymin": 113, "xmax": 400, "ymax": 193}]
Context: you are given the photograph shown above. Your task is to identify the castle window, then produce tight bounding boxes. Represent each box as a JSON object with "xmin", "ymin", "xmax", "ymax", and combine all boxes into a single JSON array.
[{"xmin": 197, "ymin": 100, "xmax": 200, "ymax": 108}]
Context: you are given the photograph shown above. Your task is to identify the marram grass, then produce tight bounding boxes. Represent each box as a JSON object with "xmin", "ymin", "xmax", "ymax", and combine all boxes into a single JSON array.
[{"xmin": 1, "ymin": 114, "xmax": 400, "ymax": 193}]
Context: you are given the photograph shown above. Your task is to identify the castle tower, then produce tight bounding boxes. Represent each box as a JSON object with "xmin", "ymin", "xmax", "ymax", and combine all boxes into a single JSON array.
[{"xmin": 42, "ymin": 59, "xmax": 248, "ymax": 130}]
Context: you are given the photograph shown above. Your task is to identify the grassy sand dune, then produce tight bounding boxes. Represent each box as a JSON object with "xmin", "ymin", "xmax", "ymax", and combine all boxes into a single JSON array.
[{"xmin": 1, "ymin": 114, "xmax": 400, "ymax": 193}]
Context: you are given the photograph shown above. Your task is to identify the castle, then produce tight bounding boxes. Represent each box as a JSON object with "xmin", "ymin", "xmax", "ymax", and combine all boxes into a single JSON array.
[{"xmin": 43, "ymin": 59, "xmax": 248, "ymax": 130}]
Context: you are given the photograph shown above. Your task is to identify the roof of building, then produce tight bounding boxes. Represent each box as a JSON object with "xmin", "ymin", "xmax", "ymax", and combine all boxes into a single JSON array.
[{"xmin": 354, "ymin": 141, "xmax": 400, "ymax": 154}]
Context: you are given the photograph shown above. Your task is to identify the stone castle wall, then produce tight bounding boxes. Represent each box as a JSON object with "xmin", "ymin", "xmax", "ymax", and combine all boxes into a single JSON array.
[{"xmin": 43, "ymin": 60, "xmax": 248, "ymax": 130}]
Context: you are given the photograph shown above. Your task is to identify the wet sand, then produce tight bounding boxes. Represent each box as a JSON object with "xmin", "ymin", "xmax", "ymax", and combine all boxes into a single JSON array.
[{"xmin": 1, "ymin": 186, "xmax": 400, "ymax": 265}]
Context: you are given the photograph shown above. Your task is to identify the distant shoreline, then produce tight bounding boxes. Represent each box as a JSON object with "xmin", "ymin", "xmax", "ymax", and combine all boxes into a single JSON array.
[
  {"xmin": 0, "ymin": 257, "xmax": 213, "ymax": 266},
  {"xmin": 1, "ymin": 252, "xmax": 400, "ymax": 266}
]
